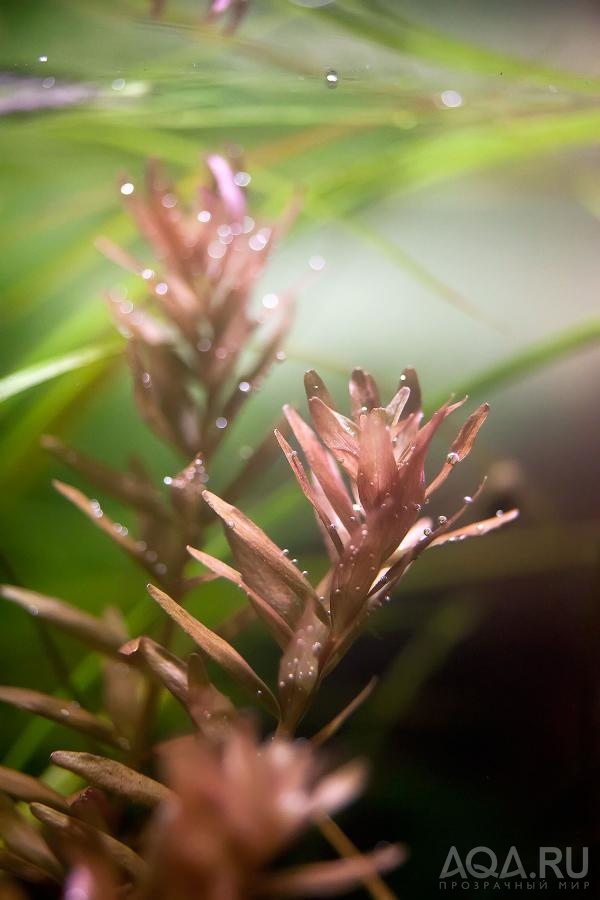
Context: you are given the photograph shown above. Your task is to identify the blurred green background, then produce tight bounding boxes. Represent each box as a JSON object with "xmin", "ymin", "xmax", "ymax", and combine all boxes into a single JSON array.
[{"xmin": 1, "ymin": 1, "xmax": 599, "ymax": 896}]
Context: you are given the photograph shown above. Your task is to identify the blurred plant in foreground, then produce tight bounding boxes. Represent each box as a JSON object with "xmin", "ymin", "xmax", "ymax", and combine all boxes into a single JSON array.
[{"xmin": 0, "ymin": 154, "xmax": 516, "ymax": 899}]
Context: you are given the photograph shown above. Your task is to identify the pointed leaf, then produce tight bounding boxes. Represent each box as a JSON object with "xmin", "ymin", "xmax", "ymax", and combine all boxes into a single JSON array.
[
  {"xmin": 308, "ymin": 398, "xmax": 359, "ymax": 478},
  {"xmin": 261, "ymin": 844, "xmax": 404, "ymax": 897},
  {"xmin": 0, "ymin": 795, "xmax": 62, "ymax": 880},
  {"xmin": 0, "ymin": 688, "xmax": 127, "ymax": 750},
  {"xmin": 429, "ymin": 509, "xmax": 519, "ymax": 547},
  {"xmin": 275, "ymin": 430, "xmax": 344, "ymax": 556},
  {"xmin": 0, "ymin": 766, "xmax": 67, "ymax": 811},
  {"xmin": 50, "ymin": 751, "xmax": 172, "ymax": 808},
  {"xmin": 53, "ymin": 480, "xmax": 168, "ymax": 581},
  {"xmin": 202, "ymin": 490, "xmax": 319, "ymax": 627},
  {"xmin": 312, "ymin": 679, "xmax": 377, "ymax": 747},
  {"xmin": 0, "ymin": 584, "xmax": 124, "ymax": 656},
  {"xmin": 187, "ymin": 545, "xmax": 293, "ymax": 648},
  {"xmin": 147, "ymin": 583, "xmax": 279, "ymax": 718},
  {"xmin": 120, "ymin": 636, "xmax": 189, "ymax": 707},
  {"xmin": 43, "ymin": 436, "xmax": 167, "ymax": 519},
  {"xmin": 304, "ymin": 370, "xmax": 335, "ymax": 408},
  {"xmin": 385, "ymin": 385, "xmax": 411, "ymax": 426},
  {"xmin": 283, "ymin": 404, "xmax": 354, "ymax": 532},
  {"xmin": 426, "ymin": 402, "xmax": 490, "ymax": 498},
  {"xmin": 357, "ymin": 409, "xmax": 398, "ymax": 513},
  {"xmin": 29, "ymin": 804, "xmax": 147, "ymax": 881},
  {"xmin": 349, "ymin": 368, "xmax": 380, "ymax": 417}
]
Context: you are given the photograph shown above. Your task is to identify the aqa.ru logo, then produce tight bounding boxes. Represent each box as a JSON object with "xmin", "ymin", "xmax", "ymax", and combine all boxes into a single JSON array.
[{"xmin": 439, "ymin": 846, "xmax": 589, "ymax": 890}]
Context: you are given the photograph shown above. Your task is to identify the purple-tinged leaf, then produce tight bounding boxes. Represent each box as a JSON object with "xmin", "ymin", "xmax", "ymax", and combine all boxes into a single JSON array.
[{"xmin": 147, "ymin": 583, "xmax": 279, "ymax": 718}]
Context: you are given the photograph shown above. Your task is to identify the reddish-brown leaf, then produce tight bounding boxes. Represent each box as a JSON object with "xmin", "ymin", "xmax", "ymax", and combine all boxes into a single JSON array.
[
  {"xmin": 50, "ymin": 752, "xmax": 172, "ymax": 808},
  {"xmin": 147, "ymin": 583, "xmax": 280, "ymax": 718}
]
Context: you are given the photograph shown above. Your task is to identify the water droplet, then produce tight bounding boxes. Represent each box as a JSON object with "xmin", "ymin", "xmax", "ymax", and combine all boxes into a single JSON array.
[
  {"xmin": 239, "ymin": 445, "xmax": 253, "ymax": 460},
  {"xmin": 215, "ymin": 417, "xmax": 228, "ymax": 429},
  {"xmin": 155, "ymin": 562, "xmax": 167, "ymax": 575},
  {"xmin": 145, "ymin": 550, "xmax": 158, "ymax": 563},
  {"xmin": 142, "ymin": 372, "xmax": 152, "ymax": 388},
  {"xmin": 325, "ymin": 69, "xmax": 338, "ymax": 88},
  {"xmin": 90, "ymin": 500, "xmax": 103, "ymax": 518},
  {"xmin": 141, "ymin": 267, "xmax": 154, "ymax": 280},
  {"xmin": 163, "ymin": 476, "xmax": 173, "ymax": 486},
  {"xmin": 282, "ymin": 549, "xmax": 289, "ymax": 555},
  {"xmin": 262, "ymin": 293, "xmax": 279, "ymax": 309},
  {"xmin": 309, "ymin": 254, "xmax": 325, "ymax": 271},
  {"xmin": 312, "ymin": 641, "xmax": 322, "ymax": 654},
  {"xmin": 112, "ymin": 77, "xmax": 126, "ymax": 91},
  {"xmin": 197, "ymin": 337, "xmax": 212, "ymax": 352},
  {"xmin": 464, "ymin": 495, "xmax": 473, "ymax": 504},
  {"xmin": 446, "ymin": 451, "xmax": 460, "ymax": 465},
  {"xmin": 423, "ymin": 527, "xmax": 432, "ymax": 536},
  {"xmin": 38, "ymin": 55, "xmax": 48, "ymax": 63},
  {"xmin": 275, "ymin": 350, "xmax": 286, "ymax": 362},
  {"xmin": 233, "ymin": 171, "xmax": 251, "ymax": 187},
  {"xmin": 437, "ymin": 515, "xmax": 447, "ymax": 525},
  {"xmin": 238, "ymin": 381, "xmax": 251, "ymax": 392},
  {"xmin": 440, "ymin": 89, "xmax": 463, "ymax": 108},
  {"xmin": 120, "ymin": 182, "xmax": 135, "ymax": 196},
  {"xmin": 161, "ymin": 192, "xmax": 177, "ymax": 209},
  {"xmin": 42, "ymin": 76, "xmax": 55, "ymax": 89},
  {"xmin": 197, "ymin": 210, "xmax": 211, "ymax": 223},
  {"xmin": 496, "ymin": 509, "xmax": 504, "ymax": 517},
  {"xmin": 155, "ymin": 282, "xmax": 168, "ymax": 295}
]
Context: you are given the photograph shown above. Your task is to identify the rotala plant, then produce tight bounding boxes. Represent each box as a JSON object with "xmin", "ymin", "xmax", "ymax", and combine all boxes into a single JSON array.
[{"xmin": 0, "ymin": 155, "xmax": 517, "ymax": 899}]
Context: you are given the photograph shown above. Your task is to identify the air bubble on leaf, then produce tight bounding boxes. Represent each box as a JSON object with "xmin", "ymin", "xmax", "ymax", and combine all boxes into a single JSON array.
[
  {"xmin": 233, "ymin": 171, "xmax": 251, "ymax": 187},
  {"xmin": 309, "ymin": 254, "xmax": 325, "ymax": 271}
]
